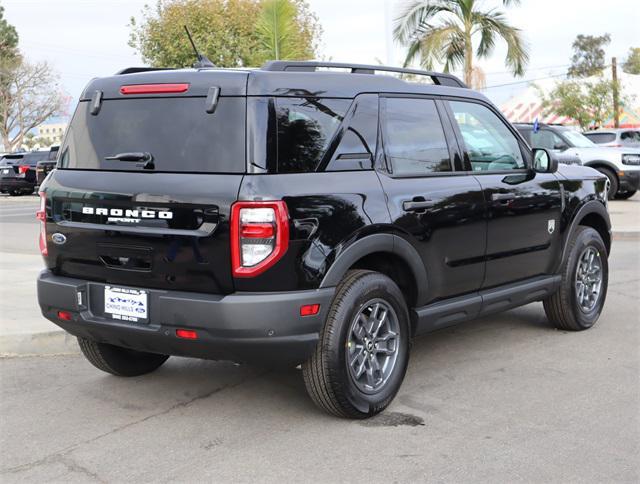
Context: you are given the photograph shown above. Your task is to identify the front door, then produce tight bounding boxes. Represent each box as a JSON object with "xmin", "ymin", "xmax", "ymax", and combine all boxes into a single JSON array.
[{"xmin": 446, "ymin": 100, "xmax": 563, "ymax": 289}]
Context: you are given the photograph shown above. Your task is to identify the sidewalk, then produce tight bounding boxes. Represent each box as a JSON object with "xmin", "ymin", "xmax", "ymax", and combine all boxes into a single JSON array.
[
  {"xmin": 0, "ymin": 196, "xmax": 638, "ymax": 356},
  {"xmin": 609, "ymin": 195, "xmax": 640, "ymax": 239}
]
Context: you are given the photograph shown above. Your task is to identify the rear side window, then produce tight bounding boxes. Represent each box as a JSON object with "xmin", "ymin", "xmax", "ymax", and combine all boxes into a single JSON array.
[
  {"xmin": 275, "ymin": 98, "xmax": 350, "ymax": 173},
  {"xmin": 621, "ymin": 131, "xmax": 640, "ymax": 143},
  {"xmin": 59, "ymin": 97, "xmax": 245, "ymax": 173},
  {"xmin": 382, "ymin": 97, "xmax": 451, "ymax": 175},
  {"xmin": 584, "ymin": 132, "xmax": 616, "ymax": 144}
]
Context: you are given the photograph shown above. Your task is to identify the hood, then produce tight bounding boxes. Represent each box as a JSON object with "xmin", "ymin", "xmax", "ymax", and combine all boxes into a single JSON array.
[{"xmin": 556, "ymin": 163, "xmax": 603, "ymax": 180}]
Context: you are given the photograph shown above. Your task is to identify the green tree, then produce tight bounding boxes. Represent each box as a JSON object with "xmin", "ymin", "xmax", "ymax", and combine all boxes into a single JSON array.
[
  {"xmin": 129, "ymin": 0, "xmax": 320, "ymax": 68},
  {"xmin": 623, "ymin": 47, "xmax": 640, "ymax": 75},
  {"xmin": 393, "ymin": 0, "xmax": 528, "ymax": 87},
  {"xmin": 0, "ymin": 3, "xmax": 19, "ymax": 64},
  {"xmin": 538, "ymin": 77, "xmax": 627, "ymax": 130},
  {"xmin": 567, "ymin": 34, "xmax": 610, "ymax": 78},
  {"xmin": 256, "ymin": 0, "xmax": 320, "ymax": 61}
]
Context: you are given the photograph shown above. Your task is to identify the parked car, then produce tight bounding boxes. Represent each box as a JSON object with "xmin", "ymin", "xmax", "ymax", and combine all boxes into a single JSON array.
[
  {"xmin": 0, "ymin": 150, "xmax": 50, "ymax": 196},
  {"xmin": 583, "ymin": 128, "xmax": 640, "ymax": 148},
  {"xmin": 515, "ymin": 123, "xmax": 640, "ymax": 199},
  {"xmin": 36, "ymin": 146, "xmax": 60, "ymax": 186},
  {"xmin": 38, "ymin": 61, "xmax": 611, "ymax": 418}
]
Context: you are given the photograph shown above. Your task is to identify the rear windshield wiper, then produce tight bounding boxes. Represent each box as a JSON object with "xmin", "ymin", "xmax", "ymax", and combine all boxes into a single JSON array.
[{"xmin": 104, "ymin": 152, "xmax": 154, "ymax": 170}]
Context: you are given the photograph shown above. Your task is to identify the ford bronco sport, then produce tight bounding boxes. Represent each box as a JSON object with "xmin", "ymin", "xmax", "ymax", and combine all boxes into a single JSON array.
[{"xmin": 37, "ymin": 61, "xmax": 611, "ymax": 418}]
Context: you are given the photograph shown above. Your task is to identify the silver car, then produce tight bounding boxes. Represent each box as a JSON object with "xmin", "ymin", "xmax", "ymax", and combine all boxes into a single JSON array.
[{"xmin": 583, "ymin": 129, "xmax": 640, "ymax": 148}]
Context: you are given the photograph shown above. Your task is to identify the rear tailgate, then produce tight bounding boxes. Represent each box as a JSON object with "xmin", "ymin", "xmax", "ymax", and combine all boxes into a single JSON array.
[{"xmin": 41, "ymin": 69, "xmax": 248, "ymax": 295}]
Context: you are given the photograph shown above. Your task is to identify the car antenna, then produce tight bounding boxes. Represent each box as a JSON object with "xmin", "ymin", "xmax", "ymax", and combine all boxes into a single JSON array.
[{"xmin": 183, "ymin": 25, "xmax": 215, "ymax": 68}]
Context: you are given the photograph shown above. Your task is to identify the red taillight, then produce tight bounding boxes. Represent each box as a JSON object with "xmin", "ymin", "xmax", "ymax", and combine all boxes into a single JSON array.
[
  {"xmin": 300, "ymin": 304, "xmax": 320, "ymax": 316},
  {"xmin": 18, "ymin": 165, "xmax": 29, "ymax": 174},
  {"xmin": 36, "ymin": 192, "xmax": 47, "ymax": 256},
  {"xmin": 120, "ymin": 83, "xmax": 190, "ymax": 95},
  {"xmin": 230, "ymin": 201, "xmax": 289, "ymax": 278},
  {"xmin": 57, "ymin": 311, "xmax": 72, "ymax": 321},
  {"xmin": 176, "ymin": 329, "xmax": 198, "ymax": 340}
]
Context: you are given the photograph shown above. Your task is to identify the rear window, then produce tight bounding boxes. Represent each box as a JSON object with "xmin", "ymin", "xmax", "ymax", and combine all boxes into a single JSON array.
[
  {"xmin": 23, "ymin": 152, "xmax": 50, "ymax": 165},
  {"xmin": 584, "ymin": 132, "xmax": 616, "ymax": 144},
  {"xmin": 59, "ymin": 97, "xmax": 245, "ymax": 173}
]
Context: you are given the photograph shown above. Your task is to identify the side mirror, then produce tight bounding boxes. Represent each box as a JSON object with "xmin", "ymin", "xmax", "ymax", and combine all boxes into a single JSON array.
[{"xmin": 532, "ymin": 148, "xmax": 558, "ymax": 173}]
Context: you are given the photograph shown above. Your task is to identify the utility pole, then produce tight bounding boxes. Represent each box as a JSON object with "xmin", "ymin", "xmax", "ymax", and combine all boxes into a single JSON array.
[{"xmin": 612, "ymin": 57, "xmax": 620, "ymax": 128}]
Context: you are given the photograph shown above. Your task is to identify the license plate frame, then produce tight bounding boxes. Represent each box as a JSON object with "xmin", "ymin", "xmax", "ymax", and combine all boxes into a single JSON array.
[{"xmin": 104, "ymin": 285, "xmax": 148, "ymax": 323}]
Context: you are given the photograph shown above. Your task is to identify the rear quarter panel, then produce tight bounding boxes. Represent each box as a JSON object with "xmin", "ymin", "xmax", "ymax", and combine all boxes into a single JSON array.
[{"xmin": 236, "ymin": 171, "xmax": 390, "ymax": 291}]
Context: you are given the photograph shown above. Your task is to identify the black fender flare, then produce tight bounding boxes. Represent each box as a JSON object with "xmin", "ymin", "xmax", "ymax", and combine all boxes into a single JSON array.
[
  {"xmin": 583, "ymin": 160, "xmax": 619, "ymax": 176},
  {"xmin": 561, "ymin": 200, "xmax": 611, "ymax": 264},
  {"xmin": 319, "ymin": 233, "xmax": 428, "ymax": 305}
]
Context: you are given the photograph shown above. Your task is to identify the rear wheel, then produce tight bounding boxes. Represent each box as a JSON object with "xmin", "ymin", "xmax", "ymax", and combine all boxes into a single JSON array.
[
  {"xmin": 302, "ymin": 270, "xmax": 410, "ymax": 418},
  {"xmin": 614, "ymin": 189, "xmax": 637, "ymax": 200},
  {"xmin": 77, "ymin": 337, "xmax": 169, "ymax": 376},
  {"xmin": 594, "ymin": 167, "xmax": 618, "ymax": 200},
  {"xmin": 9, "ymin": 190, "xmax": 22, "ymax": 197},
  {"xmin": 543, "ymin": 227, "xmax": 608, "ymax": 331}
]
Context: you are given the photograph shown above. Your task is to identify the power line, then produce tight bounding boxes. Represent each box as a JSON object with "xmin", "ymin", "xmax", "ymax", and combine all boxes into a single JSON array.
[{"xmin": 480, "ymin": 66, "xmax": 613, "ymax": 90}]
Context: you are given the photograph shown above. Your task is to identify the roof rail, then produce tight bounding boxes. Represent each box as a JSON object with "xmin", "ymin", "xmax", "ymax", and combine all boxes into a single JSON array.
[
  {"xmin": 115, "ymin": 67, "xmax": 176, "ymax": 75},
  {"xmin": 260, "ymin": 61, "xmax": 467, "ymax": 88}
]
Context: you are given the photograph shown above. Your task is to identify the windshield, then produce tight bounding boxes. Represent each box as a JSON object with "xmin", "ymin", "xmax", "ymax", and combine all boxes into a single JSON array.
[{"xmin": 561, "ymin": 129, "xmax": 595, "ymax": 148}]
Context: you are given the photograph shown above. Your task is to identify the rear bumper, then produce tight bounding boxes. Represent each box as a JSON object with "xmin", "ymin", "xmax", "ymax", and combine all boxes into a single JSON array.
[
  {"xmin": 0, "ymin": 178, "xmax": 34, "ymax": 192},
  {"xmin": 37, "ymin": 270, "xmax": 334, "ymax": 366},
  {"xmin": 618, "ymin": 169, "xmax": 640, "ymax": 192}
]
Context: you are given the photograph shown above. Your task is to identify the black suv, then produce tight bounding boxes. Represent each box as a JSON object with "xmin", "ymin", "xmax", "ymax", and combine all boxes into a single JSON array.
[
  {"xmin": 0, "ymin": 150, "xmax": 50, "ymax": 196},
  {"xmin": 37, "ymin": 62, "xmax": 611, "ymax": 418}
]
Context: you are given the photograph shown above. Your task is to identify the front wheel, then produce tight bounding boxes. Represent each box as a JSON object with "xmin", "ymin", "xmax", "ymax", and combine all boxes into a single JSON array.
[
  {"xmin": 78, "ymin": 337, "xmax": 169, "ymax": 376},
  {"xmin": 302, "ymin": 270, "xmax": 410, "ymax": 418},
  {"xmin": 544, "ymin": 227, "xmax": 608, "ymax": 331},
  {"xmin": 595, "ymin": 167, "xmax": 618, "ymax": 200},
  {"xmin": 614, "ymin": 189, "xmax": 637, "ymax": 200}
]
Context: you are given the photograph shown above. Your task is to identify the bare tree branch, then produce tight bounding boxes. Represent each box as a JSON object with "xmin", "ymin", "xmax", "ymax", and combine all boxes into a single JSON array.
[{"xmin": 0, "ymin": 59, "xmax": 66, "ymax": 152}]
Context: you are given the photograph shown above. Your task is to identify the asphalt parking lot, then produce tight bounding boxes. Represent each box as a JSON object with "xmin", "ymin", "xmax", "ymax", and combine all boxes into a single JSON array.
[{"xmin": 0, "ymin": 193, "xmax": 639, "ymax": 482}]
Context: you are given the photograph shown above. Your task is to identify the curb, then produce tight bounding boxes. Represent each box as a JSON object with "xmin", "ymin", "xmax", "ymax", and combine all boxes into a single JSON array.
[
  {"xmin": 612, "ymin": 231, "xmax": 640, "ymax": 241},
  {"xmin": 0, "ymin": 230, "xmax": 637, "ymax": 357}
]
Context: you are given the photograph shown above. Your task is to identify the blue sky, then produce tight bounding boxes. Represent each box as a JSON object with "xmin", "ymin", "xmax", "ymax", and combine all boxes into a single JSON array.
[{"xmin": 3, "ymin": 0, "xmax": 638, "ymax": 116}]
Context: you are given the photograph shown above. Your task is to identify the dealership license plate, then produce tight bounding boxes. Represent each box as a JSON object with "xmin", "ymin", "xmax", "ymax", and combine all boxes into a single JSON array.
[
  {"xmin": 104, "ymin": 286, "xmax": 148, "ymax": 322},
  {"xmin": 2, "ymin": 169, "xmax": 8, "ymax": 175}
]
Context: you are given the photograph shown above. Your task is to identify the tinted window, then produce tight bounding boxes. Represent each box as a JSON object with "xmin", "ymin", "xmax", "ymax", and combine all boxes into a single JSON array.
[
  {"xmin": 22, "ymin": 152, "xmax": 50, "ymax": 165},
  {"xmin": 530, "ymin": 129, "xmax": 568, "ymax": 150},
  {"xmin": 383, "ymin": 98, "xmax": 451, "ymax": 175},
  {"xmin": 59, "ymin": 97, "xmax": 245, "ymax": 173},
  {"xmin": 621, "ymin": 131, "xmax": 640, "ymax": 143},
  {"xmin": 275, "ymin": 98, "xmax": 349, "ymax": 173},
  {"xmin": 449, "ymin": 101, "xmax": 524, "ymax": 171},
  {"xmin": 324, "ymin": 94, "xmax": 378, "ymax": 172},
  {"xmin": 584, "ymin": 132, "xmax": 616, "ymax": 144}
]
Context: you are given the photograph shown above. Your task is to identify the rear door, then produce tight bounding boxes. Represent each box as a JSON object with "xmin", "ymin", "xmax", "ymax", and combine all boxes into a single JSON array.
[
  {"xmin": 376, "ymin": 95, "xmax": 486, "ymax": 304},
  {"xmin": 42, "ymin": 72, "xmax": 248, "ymax": 295}
]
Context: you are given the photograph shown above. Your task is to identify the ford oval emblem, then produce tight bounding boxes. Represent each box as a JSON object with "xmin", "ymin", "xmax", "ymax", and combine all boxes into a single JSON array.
[{"xmin": 51, "ymin": 233, "xmax": 67, "ymax": 245}]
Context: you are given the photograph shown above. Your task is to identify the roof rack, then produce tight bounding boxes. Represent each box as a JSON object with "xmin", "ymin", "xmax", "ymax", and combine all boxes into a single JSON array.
[
  {"xmin": 261, "ymin": 61, "xmax": 467, "ymax": 88},
  {"xmin": 115, "ymin": 67, "xmax": 176, "ymax": 75}
]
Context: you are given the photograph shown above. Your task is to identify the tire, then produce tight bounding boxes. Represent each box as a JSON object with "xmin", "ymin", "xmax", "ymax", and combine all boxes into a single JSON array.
[
  {"xmin": 543, "ymin": 227, "xmax": 608, "ymax": 331},
  {"xmin": 77, "ymin": 337, "xmax": 169, "ymax": 377},
  {"xmin": 614, "ymin": 189, "xmax": 637, "ymax": 200},
  {"xmin": 9, "ymin": 190, "xmax": 22, "ymax": 197},
  {"xmin": 302, "ymin": 270, "xmax": 411, "ymax": 418},
  {"xmin": 594, "ymin": 167, "xmax": 618, "ymax": 200}
]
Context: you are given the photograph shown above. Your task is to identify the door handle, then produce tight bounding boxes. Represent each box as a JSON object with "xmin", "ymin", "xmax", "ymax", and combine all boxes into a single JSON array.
[
  {"xmin": 403, "ymin": 199, "xmax": 433, "ymax": 212},
  {"xmin": 491, "ymin": 193, "xmax": 516, "ymax": 203}
]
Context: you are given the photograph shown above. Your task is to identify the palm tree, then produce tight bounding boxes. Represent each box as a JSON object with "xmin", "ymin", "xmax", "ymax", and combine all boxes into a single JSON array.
[
  {"xmin": 256, "ymin": 0, "xmax": 308, "ymax": 60},
  {"xmin": 394, "ymin": 0, "xmax": 529, "ymax": 87}
]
